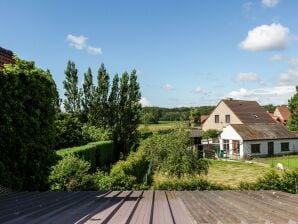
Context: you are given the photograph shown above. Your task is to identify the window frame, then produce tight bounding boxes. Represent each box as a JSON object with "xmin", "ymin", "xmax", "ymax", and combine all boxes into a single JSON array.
[
  {"xmin": 281, "ymin": 142, "xmax": 289, "ymax": 152},
  {"xmin": 223, "ymin": 139, "xmax": 229, "ymax": 151},
  {"xmin": 251, "ymin": 144, "xmax": 260, "ymax": 154},
  {"xmin": 225, "ymin": 115, "xmax": 230, "ymax": 123},
  {"xmin": 215, "ymin": 115, "xmax": 219, "ymax": 123}
]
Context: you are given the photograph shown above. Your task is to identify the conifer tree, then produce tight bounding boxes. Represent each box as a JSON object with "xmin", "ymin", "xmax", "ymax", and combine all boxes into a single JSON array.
[
  {"xmin": 108, "ymin": 74, "xmax": 119, "ymax": 128},
  {"xmin": 81, "ymin": 67, "xmax": 93, "ymax": 122},
  {"xmin": 63, "ymin": 61, "xmax": 81, "ymax": 113}
]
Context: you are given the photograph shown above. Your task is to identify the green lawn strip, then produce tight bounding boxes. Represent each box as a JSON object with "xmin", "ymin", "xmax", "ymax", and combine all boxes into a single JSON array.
[{"xmin": 254, "ymin": 155, "xmax": 298, "ymax": 169}]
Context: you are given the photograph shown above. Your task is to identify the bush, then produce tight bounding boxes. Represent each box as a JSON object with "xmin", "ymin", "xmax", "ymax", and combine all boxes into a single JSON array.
[
  {"xmin": 54, "ymin": 113, "xmax": 87, "ymax": 150},
  {"xmin": 57, "ymin": 141, "xmax": 114, "ymax": 170},
  {"xmin": 49, "ymin": 155, "xmax": 94, "ymax": 191},
  {"xmin": 82, "ymin": 125, "xmax": 111, "ymax": 142},
  {"xmin": 0, "ymin": 58, "xmax": 57, "ymax": 190},
  {"xmin": 202, "ymin": 129, "xmax": 220, "ymax": 139},
  {"xmin": 239, "ymin": 169, "xmax": 298, "ymax": 193},
  {"xmin": 154, "ymin": 177, "xmax": 227, "ymax": 190},
  {"xmin": 142, "ymin": 129, "xmax": 209, "ymax": 178}
]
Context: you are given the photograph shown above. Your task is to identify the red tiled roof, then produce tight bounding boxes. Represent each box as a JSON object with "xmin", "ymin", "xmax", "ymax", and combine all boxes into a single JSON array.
[
  {"xmin": 277, "ymin": 106, "xmax": 291, "ymax": 121},
  {"xmin": 200, "ymin": 115, "xmax": 209, "ymax": 124}
]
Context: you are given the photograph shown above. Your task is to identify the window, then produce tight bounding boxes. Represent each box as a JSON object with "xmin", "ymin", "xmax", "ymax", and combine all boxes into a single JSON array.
[
  {"xmin": 215, "ymin": 115, "xmax": 219, "ymax": 123},
  {"xmin": 281, "ymin": 142, "xmax": 289, "ymax": 151},
  {"xmin": 223, "ymin": 139, "xmax": 229, "ymax": 151},
  {"xmin": 251, "ymin": 144, "xmax": 260, "ymax": 153},
  {"xmin": 225, "ymin": 115, "xmax": 230, "ymax": 123}
]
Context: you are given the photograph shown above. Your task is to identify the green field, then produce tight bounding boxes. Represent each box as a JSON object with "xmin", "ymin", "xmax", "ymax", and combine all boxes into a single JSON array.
[
  {"xmin": 138, "ymin": 121, "xmax": 187, "ymax": 132},
  {"xmin": 254, "ymin": 155, "xmax": 298, "ymax": 169}
]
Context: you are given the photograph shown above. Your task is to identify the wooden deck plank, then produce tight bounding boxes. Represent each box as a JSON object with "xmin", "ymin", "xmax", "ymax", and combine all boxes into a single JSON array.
[
  {"xmin": 129, "ymin": 191, "xmax": 153, "ymax": 224},
  {"xmin": 153, "ymin": 191, "xmax": 174, "ymax": 224},
  {"xmin": 165, "ymin": 191, "xmax": 195, "ymax": 224}
]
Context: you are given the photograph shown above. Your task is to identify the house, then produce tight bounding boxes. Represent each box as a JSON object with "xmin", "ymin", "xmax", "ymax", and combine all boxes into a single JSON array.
[
  {"xmin": 202, "ymin": 98, "xmax": 275, "ymax": 131},
  {"xmin": 273, "ymin": 106, "xmax": 291, "ymax": 125},
  {"xmin": 220, "ymin": 123, "xmax": 298, "ymax": 159},
  {"xmin": 200, "ymin": 115, "xmax": 209, "ymax": 125}
]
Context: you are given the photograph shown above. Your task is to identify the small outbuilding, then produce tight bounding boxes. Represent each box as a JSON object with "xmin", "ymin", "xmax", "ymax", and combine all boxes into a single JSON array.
[{"xmin": 220, "ymin": 123, "xmax": 298, "ymax": 159}]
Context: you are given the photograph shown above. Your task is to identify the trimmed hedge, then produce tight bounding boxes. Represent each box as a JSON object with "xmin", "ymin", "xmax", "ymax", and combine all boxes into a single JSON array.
[{"xmin": 57, "ymin": 141, "xmax": 114, "ymax": 170}]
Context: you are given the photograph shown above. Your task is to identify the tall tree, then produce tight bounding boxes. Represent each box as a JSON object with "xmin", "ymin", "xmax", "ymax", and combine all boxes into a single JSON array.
[
  {"xmin": 63, "ymin": 61, "xmax": 81, "ymax": 113},
  {"xmin": 113, "ymin": 70, "xmax": 141, "ymax": 157},
  {"xmin": 90, "ymin": 63, "xmax": 109, "ymax": 127},
  {"xmin": 288, "ymin": 86, "xmax": 298, "ymax": 131},
  {"xmin": 81, "ymin": 67, "xmax": 93, "ymax": 122},
  {"xmin": 108, "ymin": 74, "xmax": 119, "ymax": 128}
]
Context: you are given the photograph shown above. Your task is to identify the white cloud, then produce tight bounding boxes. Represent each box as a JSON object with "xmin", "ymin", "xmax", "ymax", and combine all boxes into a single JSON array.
[
  {"xmin": 278, "ymin": 67, "xmax": 298, "ymax": 86},
  {"xmin": 226, "ymin": 85, "xmax": 295, "ymax": 104},
  {"xmin": 162, "ymin": 83, "xmax": 174, "ymax": 91},
  {"xmin": 289, "ymin": 58, "xmax": 298, "ymax": 67},
  {"xmin": 194, "ymin": 86, "xmax": 207, "ymax": 94},
  {"xmin": 66, "ymin": 34, "xmax": 102, "ymax": 55},
  {"xmin": 239, "ymin": 23, "xmax": 290, "ymax": 51},
  {"xmin": 140, "ymin": 97, "xmax": 151, "ymax": 107},
  {"xmin": 66, "ymin": 34, "xmax": 87, "ymax": 50},
  {"xmin": 269, "ymin": 54, "xmax": 284, "ymax": 61},
  {"xmin": 87, "ymin": 46, "xmax": 102, "ymax": 55},
  {"xmin": 235, "ymin": 72, "xmax": 260, "ymax": 82},
  {"xmin": 261, "ymin": 0, "xmax": 279, "ymax": 8}
]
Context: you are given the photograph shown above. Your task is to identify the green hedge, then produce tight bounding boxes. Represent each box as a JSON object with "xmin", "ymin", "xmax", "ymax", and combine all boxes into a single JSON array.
[
  {"xmin": 57, "ymin": 141, "xmax": 114, "ymax": 170},
  {"xmin": 153, "ymin": 178, "xmax": 228, "ymax": 190}
]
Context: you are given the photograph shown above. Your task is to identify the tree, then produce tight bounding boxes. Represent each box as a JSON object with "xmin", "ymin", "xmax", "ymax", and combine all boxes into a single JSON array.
[
  {"xmin": 63, "ymin": 61, "xmax": 81, "ymax": 113},
  {"xmin": 288, "ymin": 86, "xmax": 298, "ymax": 131},
  {"xmin": 113, "ymin": 70, "xmax": 142, "ymax": 158},
  {"xmin": 189, "ymin": 108, "xmax": 201, "ymax": 126},
  {"xmin": 108, "ymin": 74, "xmax": 119, "ymax": 128},
  {"xmin": 0, "ymin": 57, "xmax": 57, "ymax": 190},
  {"xmin": 81, "ymin": 67, "xmax": 94, "ymax": 122},
  {"xmin": 141, "ymin": 107, "xmax": 162, "ymax": 124},
  {"xmin": 90, "ymin": 63, "xmax": 109, "ymax": 127}
]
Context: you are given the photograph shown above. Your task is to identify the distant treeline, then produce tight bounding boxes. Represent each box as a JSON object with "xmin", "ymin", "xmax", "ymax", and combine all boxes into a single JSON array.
[{"xmin": 141, "ymin": 104, "xmax": 277, "ymax": 124}]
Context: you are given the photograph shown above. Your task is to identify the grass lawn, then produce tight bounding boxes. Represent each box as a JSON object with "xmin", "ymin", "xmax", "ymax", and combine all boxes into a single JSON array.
[
  {"xmin": 206, "ymin": 160, "xmax": 271, "ymax": 187},
  {"xmin": 253, "ymin": 155, "xmax": 298, "ymax": 169},
  {"xmin": 153, "ymin": 159, "xmax": 272, "ymax": 188},
  {"xmin": 138, "ymin": 121, "xmax": 187, "ymax": 132}
]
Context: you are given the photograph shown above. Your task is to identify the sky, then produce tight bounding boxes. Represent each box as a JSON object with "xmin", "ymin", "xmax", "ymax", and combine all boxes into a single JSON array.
[{"xmin": 1, "ymin": 0, "xmax": 298, "ymax": 107}]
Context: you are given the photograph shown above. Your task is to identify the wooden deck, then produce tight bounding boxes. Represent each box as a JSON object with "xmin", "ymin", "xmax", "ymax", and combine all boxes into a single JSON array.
[{"xmin": 0, "ymin": 191, "xmax": 297, "ymax": 223}]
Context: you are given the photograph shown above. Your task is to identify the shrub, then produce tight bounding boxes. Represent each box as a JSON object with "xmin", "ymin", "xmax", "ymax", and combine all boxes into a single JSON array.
[
  {"xmin": 280, "ymin": 169, "xmax": 298, "ymax": 194},
  {"xmin": 0, "ymin": 58, "xmax": 57, "ymax": 190},
  {"xmin": 142, "ymin": 129, "xmax": 209, "ymax": 178},
  {"xmin": 54, "ymin": 113, "xmax": 87, "ymax": 150},
  {"xmin": 49, "ymin": 155, "xmax": 94, "ymax": 191},
  {"xmin": 202, "ymin": 129, "xmax": 220, "ymax": 139},
  {"xmin": 82, "ymin": 125, "xmax": 111, "ymax": 142},
  {"xmin": 154, "ymin": 177, "xmax": 227, "ymax": 190},
  {"xmin": 57, "ymin": 141, "xmax": 114, "ymax": 170}
]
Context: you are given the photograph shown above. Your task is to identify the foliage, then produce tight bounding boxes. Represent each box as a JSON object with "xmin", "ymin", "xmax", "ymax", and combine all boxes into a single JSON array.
[
  {"xmin": 189, "ymin": 108, "xmax": 201, "ymax": 125},
  {"xmin": 112, "ymin": 70, "xmax": 142, "ymax": 158},
  {"xmin": 239, "ymin": 169, "xmax": 298, "ymax": 194},
  {"xmin": 57, "ymin": 141, "xmax": 114, "ymax": 170},
  {"xmin": 262, "ymin": 104, "xmax": 276, "ymax": 113},
  {"xmin": 94, "ymin": 147, "xmax": 150, "ymax": 190},
  {"xmin": 142, "ymin": 128, "xmax": 209, "ymax": 178},
  {"xmin": 81, "ymin": 67, "xmax": 94, "ymax": 122},
  {"xmin": 49, "ymin": 155, "xmax": 94, "ymax": 191},
  {"xmin": 154, "ymin": 177, "xmax": 227, "ymax": 190},
  {"xmin": 202, "ymin": 129, "xmax": 220, "ymax": 139},
  {"xmin": 141, "ymin": 107, "xmax": 162, "ymax": 124},
  {"xmin": 63, "ymin": 61, "xmax": 81, "ymax": 113},
  {"xmin": 0, "ymin": 57, "xmax": 57, "ymax": 191},
  {"xmin": 82, "ymin": 125, "xmax": 111, "ymax": 142},
  {"xmin": 288, "ymin": 86, "xmax": 298, "ymax": 131},
  {"xmin": 54, "ymin": 113, "xmax": 87, "ymax": 150}
]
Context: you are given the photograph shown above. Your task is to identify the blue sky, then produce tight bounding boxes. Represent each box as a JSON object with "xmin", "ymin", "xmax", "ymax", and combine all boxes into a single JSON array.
[{"xmin": 1, "ymin": 0, "xmax": 298, "ymax": 107}]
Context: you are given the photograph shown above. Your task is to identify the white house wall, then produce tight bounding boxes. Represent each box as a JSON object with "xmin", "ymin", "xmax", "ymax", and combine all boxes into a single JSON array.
[
  {"xmin": 202, "ymin": 101, "xmax": 242, "ymax": 131},
  {"xmin": 243, "ymin": 139, "xmax": 298, "ymax": 157},
  {"xmin": 220, "ymin": 125, "xmax": 244, "ymax": 158}
]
